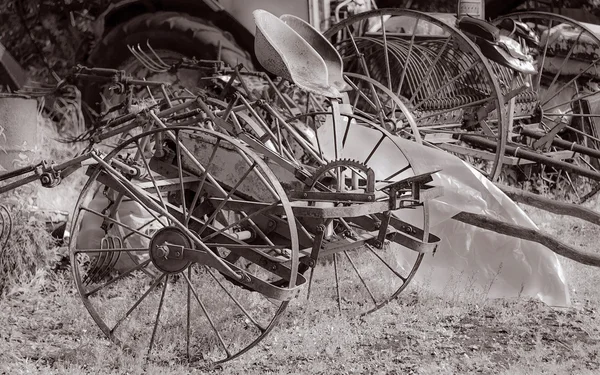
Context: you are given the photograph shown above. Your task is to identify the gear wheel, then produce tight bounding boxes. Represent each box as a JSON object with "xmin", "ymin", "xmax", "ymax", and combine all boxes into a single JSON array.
[{"xmin": 305, "ymin": 158, "xmax": 375, "ymax": 193}]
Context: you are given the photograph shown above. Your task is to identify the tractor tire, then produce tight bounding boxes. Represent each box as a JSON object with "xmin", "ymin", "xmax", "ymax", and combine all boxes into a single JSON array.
[{"xmin": 83, "ymin": 11, "xmax": 253, "ymax": 113}]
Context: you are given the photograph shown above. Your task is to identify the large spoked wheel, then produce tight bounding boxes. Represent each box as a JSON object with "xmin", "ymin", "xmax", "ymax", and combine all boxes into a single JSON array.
[
  {"xmin": 494, "ymin": 12, "xmax": 600, "ymax": 202},
  {"xmin": 324, "ymin": 9, "xmax": 507, "ymax": 180},
  {"xmin": 70, "ymin": 126, "xmax": 300, "ymax": 363}
]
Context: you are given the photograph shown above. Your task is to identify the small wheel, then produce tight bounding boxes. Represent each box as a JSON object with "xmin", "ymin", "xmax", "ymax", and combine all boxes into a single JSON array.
[
  {"xmin": 70, "ymin": 126, "xmax": 299, "ymax": 363},
  {"xmin": 493, "ymin": 12, "xmax": 600, "ymax": 202},
  {"xmin": 342, "ymin": 72, "xmax": 421, "ymax": 142},
  {"xmin": 324, "ymin": 8, "xmax": 507, "ymax": 180}
]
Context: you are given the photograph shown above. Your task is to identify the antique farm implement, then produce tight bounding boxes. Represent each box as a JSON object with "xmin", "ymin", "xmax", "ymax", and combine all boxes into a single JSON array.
[
  {"xmin": 0, "ymin": 11, "xmax": 445, "ymax": 363},
  {"xmin": 3, "ymin": 4, "xmax": 600, "ymax": 366}
]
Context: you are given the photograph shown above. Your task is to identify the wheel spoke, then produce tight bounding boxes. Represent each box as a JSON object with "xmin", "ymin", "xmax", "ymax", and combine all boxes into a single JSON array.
[
  {"xmin": 333, "ymin": 253, "xmax": 341, "ymax": 313},
  {"xmin": 197, "ymin": 162, "xmax": 257, "ymax": 236},
  {"xmin": 365, "ymin": 243, "xmax": 407, "ymax": 282},
  {"xmin": 200, "ymin": 200, "xmax": 281, "ymax": 243},
  {"xmin": 135, "ymin": 140, "xmax": 169, "ymax": 213},
  {"xmin": 343, "ymin": 250, "xmax": 377, "ymax": 305},
  {"xmin": 183, "ymin": 270, "xmax": 231, "ymax": 358},
  {"xmin": 110, "ymin": 272, "xmax": 165, "ymax": 334},
  {"xmin": 363, "ymin": 134, "xmax": 386, "ymax": 165},
  {"xmin": 80, "ymin": 207, "xmax": 155, "ymax": 239},
  {"xmin": 185, "ymin": 139, "xmax": 221, "ymax": 227},
  {"xmin": 544, "ymin": 89, "xmax": 600, "ymax": 112},
  {"xmin": 535, "ymin": 19, "xmax": 552, "ymax": 91},
  {"xmin": 75, "ymin": 247, "xmax": 148, "ymax": 254},
  {"xmin": 379, "ymin": 14, "xmax": 393, "ymax": 92},
  {"xmin": 396, "ymin": 16, "xmax": 420, "ymax": 98},
  {"xmin": 382, "ymin": 165, "xmax": 411, "ymax": 182},
  {"xmin": 175, "ymin": 130, "xmax": 188, "ymax": 220},
  {"xmin": 541, "ymin": 29, "xmax": 585, "ymax": 104},
  {"xmin": 148, "ymin": 273, "xmax": 169, "ymax": 355},
  {"xmin": 186, "ymin": 267, "xmax": 192, "ymax": 359},
  {"xmin": 206, "ymin": 267, "xmax": 266, "ymax": 332},
  {"xmin": 409, "ymin": 37, "xmax": 451, "ymax": 103}
]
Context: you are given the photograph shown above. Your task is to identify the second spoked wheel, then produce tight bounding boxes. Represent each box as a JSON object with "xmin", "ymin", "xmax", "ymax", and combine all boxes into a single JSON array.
[
  {"xmin": 188, "ymin": 86, "xmax": 432, "ymax": 315},
  {"xmin": 293, "ymin": 112, "xmax": 432, "ymax": 315},
  {"xmin": 69, "ymin": 126, "xmax": 300, "ymax": 363}
]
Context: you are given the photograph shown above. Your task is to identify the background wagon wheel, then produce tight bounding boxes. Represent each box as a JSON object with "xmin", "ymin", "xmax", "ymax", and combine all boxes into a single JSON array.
[
  {"xmin": 493, "ymin": 12, "xmax": 600, "ymax": 203},
  {"xmin": 69, "ymin": 126, "xmax": 300, "ymax": 363},
  {"xmin": 323, "ymin": 8, "xmax": 507, "ymax": 180}
]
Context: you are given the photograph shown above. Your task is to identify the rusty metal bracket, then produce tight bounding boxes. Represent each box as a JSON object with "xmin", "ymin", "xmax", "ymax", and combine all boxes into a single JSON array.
[{"xmin": 374, "ymin": 211, "xmax": 390, "ymax": 249}]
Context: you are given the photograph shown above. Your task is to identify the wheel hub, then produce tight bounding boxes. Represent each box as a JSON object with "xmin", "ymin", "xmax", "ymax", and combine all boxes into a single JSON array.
[{"xmin": 149, "ymin": 226, "xmax": 192, "ymax": 273}]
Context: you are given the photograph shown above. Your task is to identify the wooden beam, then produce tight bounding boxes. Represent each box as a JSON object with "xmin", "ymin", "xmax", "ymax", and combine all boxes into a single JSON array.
[
  {"xmin": 452, "ymin": 211, "xmax": 600, "ymax": 267},
  {"xmin": 495, "ymin": 183, "xmax": 600, "ymax": 226}
]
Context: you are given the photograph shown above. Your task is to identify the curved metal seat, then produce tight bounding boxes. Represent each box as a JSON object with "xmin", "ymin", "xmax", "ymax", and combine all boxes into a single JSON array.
[
  {"xmin": 253, "ymin": 9, "xmax": 342, "ymax": 98},
  {"xmin": 279, "ymin": 14, "xmax": 350, "ymax": 93}
]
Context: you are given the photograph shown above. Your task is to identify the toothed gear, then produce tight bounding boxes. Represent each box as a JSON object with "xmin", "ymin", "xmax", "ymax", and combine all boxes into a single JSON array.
[{"xmin": 305, "ymin": 159, "xmax": 373, "ymax": 192}]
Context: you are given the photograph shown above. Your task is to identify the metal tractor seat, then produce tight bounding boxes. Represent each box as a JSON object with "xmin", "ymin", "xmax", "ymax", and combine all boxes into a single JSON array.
[
  {"xmin": 458, "ymin": 16, "xmax": 536, "ymax": 75},
  {"xmin": 253, "ymin": 9, "xmax": 345, "ymax": 98},
  {"xmin": 279, "ymin": 14, "xmax": 350, "ymax": 93}
]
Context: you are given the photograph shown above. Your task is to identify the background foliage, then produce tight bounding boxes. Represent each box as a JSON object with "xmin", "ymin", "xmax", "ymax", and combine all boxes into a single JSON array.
[{"xmin": 1, "ymin": 0, "xmax": 600, "ymax": 84}]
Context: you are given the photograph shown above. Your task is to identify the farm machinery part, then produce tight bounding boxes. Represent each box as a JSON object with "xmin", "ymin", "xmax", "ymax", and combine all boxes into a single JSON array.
[{"xmin": 322, "ymin": 8, "xmax": 600, "ymax": 203}]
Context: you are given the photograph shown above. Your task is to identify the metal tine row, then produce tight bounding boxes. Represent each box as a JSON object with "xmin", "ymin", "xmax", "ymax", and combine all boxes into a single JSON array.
[
  {"xmin": 83, "ymin": 236, "xmax": 123, "ymax": 285},
  {"xmin": 127, "ymin": 41, "xmax": 172, "ymax": 73}
]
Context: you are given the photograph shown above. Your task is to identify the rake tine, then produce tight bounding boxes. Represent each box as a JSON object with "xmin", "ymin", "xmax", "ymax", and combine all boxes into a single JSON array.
[
  {"xmin": 129, "ymin": 44, "xmax": 165, "ymax": 73},
  {"xmin": 17, "ymin": 85, "xmax": 57, "ymax": 96},
  {"xmin": 84, "ymin": 237, "xmax": 113, "ymax": 285},
  {"xmin": 97, "ymin": 244, "xmax": 122, "ymax": 281},
  {"xmin": 127, "ymin": 44, "xmax": 161, "ymax": 72},
  {"xmin": 135, "ymin": 43, "xmax": 169, "ymax": 73},
  {"xmin": 86, "ymin": 253, "xmax": 109, "ymax": 284},
  {"xmin": 95, "ymin": 239, "xmax": 119, "ymax": 280},
  {"xmin": 83, "ymin": 255, "xmax": 104, "ymax": 285},
  {"xmin": 146, "ymin": 40, "xmax": 172, "ymax": 71},
  {"xmin": 0, "ymin": 205, "xmax": 12, "ymax": 257}
]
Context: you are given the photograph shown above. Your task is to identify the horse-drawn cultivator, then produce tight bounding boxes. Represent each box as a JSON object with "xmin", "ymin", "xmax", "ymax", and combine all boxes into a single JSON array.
[{"xmin": 2, "ymin": 2, "xmax": 600, "ymax": 364}]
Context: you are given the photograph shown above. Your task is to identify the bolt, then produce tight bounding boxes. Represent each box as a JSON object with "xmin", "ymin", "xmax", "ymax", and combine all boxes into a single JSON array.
[
  {"xmin": 303, "ymin": 192, "xmax": 308, "ymax": 198},
  {"xmin": 157, "ymin": 245, "xmax": 170, "ymax": 259},
  {"xmin": 374, "ymin": 240, "xmax": 382, "ymax": 249}
]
